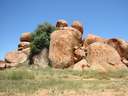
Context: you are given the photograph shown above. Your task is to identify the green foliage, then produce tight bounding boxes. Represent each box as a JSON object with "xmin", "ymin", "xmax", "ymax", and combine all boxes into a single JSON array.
[{"xmin": 30, "ymin": 22, "xmax": 56, "ymax": 55}]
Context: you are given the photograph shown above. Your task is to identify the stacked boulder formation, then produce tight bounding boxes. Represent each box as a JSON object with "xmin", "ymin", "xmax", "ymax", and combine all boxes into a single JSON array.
[
  {"xmin": 49, "ymin": 20, "xmax": 83, "ymax": 68},
  {"xmin": 73, "ymin": 34, "xmax": 128, "ymax": 71},
  {"xmin": 0, "ymin": 32, "xmax": 31, "ymax": 69},
  {"xmin": 0, "ymin": 19, "xmax": 128, "ymax": 72},
  {"xmin": 49, "ymin": 19, "xmax": 128, "ymax": 71},
  {"xmin": 18, "ymin": 32, "xmax": 31, "ymax": 51}
]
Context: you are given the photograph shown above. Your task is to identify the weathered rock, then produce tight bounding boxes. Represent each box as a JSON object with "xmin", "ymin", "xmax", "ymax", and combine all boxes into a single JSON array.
[
  {"xmin": 83, "ymin": 34, "xmax": 106, "ymax": 48},
  {"xmin": 73, "ymin": 59, "xmax": 90, "ymax": 71},
  {"xmin": 20, "ymin": 32, "xmax": 31, "ymax": 42},
  {"xmin": 107, "ymin": 38, "xmax": 128, "ymax": 60},
  {"xmin": 18, "ymin": 42, "xmax": 30, "ymax": 50},
  {"xmin": 86, "ymin": 42, "xmax": 127, "ymax": 71},
  {"xmin": 5, "ymin": 51, "xmax": 27, "ymax": 65},
  {"xmin": 0, "ymin": 60, "xmax": 6, "ymax": 69},
  {"xmin": 56, "ymin": 19, "xmax": 68, "ymax": 28},
  {"xmin": 49, "ymin": 25, "xmax": 82, "ymax": 68},
  {"xmin": 71, "ymin": 21, "xmax": 83, "ymax": 34},
  {"xmin": 32, "ymin": 48, "xmax": 49, "ymax": 68}
]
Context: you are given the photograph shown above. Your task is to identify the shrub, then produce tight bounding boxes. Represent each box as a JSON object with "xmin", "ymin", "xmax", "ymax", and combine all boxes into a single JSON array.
[{"xmin": 30, "ymin": 22, "xmax": 56, "ymax": 55}]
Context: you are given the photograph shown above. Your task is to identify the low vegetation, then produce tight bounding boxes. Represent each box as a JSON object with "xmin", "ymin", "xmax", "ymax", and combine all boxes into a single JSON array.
[
  {"xmin": 29, "ymin": 22, "xmax": 56, "ymax": 64},
  {"xmin": 0, "ymin": 67, "xmax": 128, "ymax": 96},
  {"xmin": 30, "ymin": 22, "xmax": 56, "ymax": 55}
]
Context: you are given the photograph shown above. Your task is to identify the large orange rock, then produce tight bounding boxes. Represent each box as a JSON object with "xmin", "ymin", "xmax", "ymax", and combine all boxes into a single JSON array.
[
  {"xmin": 5, "ymin": 51, "xmax": 27, "ymax": 65},
  {"xmin": 49, "ymin": 22, "xmax": 83, "ymax": 68},
  {"xmin": 83, "ymin": 34, "xmax": 107, "ymax": 48},
  {"xmin": 20, "ymin": 32, "xmax": 31, "ymax": 42},
  {"xmin": 86, "ymin": 42, "xmax": 127, "ymax": 71}
]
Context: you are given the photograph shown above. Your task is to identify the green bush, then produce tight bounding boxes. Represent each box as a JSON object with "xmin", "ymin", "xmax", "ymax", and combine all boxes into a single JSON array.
[{"xmin": 30, "ymin": 22, "xmax": 56, "ymax": 55}]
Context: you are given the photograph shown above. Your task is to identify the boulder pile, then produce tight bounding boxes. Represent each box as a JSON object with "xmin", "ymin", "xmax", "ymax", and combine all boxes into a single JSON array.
[
  {"xmin": 49, "ymin": 19, "xmax": 128, "ymax": 71},
  {"xmin": 0, "ymin": 32, "xmax": 31, "ymax": 69},
  {"xmin": 1, "ymin": 19, "xmax": 128, "ymax": 71}
]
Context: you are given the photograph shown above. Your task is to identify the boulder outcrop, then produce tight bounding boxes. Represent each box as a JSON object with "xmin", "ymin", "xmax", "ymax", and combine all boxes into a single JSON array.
[
  {"xmin": 49, "ymin": 20, "xmax": 83, "ymax": 68},
  {"xmin": 1, "ymin": 20, "xmax": 128, "ymax": 71}
]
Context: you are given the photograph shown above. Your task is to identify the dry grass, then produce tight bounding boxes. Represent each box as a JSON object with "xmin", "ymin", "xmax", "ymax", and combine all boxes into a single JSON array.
[{"xmin": 0, "ymin": 67, "xmax": 128, "ymax": 96}]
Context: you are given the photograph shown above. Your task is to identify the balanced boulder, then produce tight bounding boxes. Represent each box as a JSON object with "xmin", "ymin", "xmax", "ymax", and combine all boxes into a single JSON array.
[
  {"xmin": 20, "ymin": 32, "xmax": 31, "ymax": 42},
  {"xmin": 71, "ymin": 21, "xmax": 83, "ymax": 34}
]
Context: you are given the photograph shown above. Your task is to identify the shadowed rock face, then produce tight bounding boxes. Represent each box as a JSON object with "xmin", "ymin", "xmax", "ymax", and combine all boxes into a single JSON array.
[
  {"xmin": 32, "ymin": 48, "xmax": 49, "ymax": 68},
  {"xmin": 86, "ymin": 42, "xmax": 127, "ymax": 71}
]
